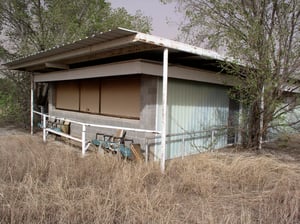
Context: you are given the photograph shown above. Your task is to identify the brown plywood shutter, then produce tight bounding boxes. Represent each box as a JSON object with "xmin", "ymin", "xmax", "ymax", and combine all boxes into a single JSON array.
[
  {"xmin": 80, "ymin": 80, "xmax": 100, "ymax": 113},
  {"xmin": 56, "ymin": 81, "xmax": 79, "ymax": 110},
  {"xmin": 101, "ymin": 77, "xmax": 140, "ymax": 118}
]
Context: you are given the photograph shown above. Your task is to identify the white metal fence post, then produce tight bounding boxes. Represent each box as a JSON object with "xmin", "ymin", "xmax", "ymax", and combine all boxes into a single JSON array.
[
  {"xmin": 42, "ymin": 114, "xmax": 46, "ymax": 142},
  {"xmin": 82, "ymin": 124, "xmax": 86, "ymax": 156},
  {"xmin": 161, "ymin": 48, "xmax": 169, "ymax": 173}
]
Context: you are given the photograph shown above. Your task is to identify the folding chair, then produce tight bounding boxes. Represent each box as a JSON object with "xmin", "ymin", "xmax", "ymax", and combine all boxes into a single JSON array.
[{"xmin": 91, "ymin": 129, "xmax": 133, "ymax": 158}]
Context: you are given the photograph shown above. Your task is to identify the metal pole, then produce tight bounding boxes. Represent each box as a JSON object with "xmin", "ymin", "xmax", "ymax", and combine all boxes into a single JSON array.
[
  {"xmin": 82, "ymin": 124, "xmax": 86, "ymax": 156},
  {"xmin": 161, "ymin": 48, "xmax": 168, "ymax": 173},
  {"xmin": 42, "ymin": 114, "xmax": 46, "ymax": 142},
  {"xmin": 30, "ymin": 73, "xmax": 34, "ymax": 135}
]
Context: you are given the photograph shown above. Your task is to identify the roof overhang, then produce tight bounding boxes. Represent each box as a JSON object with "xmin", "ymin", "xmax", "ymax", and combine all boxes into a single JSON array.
[
  {"xmin": 3, "ymin": 28, "xmax": 225, "ymax": 73},
  {"xmin": 33, "ymin": 59, "xmax": 236, "ymax": 86}
]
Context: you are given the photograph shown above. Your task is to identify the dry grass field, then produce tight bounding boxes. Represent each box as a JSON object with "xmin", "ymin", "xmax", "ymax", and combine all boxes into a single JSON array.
[{"xmin": 0, "ymin": 132, "xmax": 300, "ymax": 224}]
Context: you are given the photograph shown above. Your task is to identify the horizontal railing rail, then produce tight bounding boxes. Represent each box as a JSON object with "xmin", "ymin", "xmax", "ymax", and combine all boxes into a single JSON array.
[
  {"xmin": 34, "ymin": 111, "xmax": 160, "ymax": 156},
  {"xmin": 145, "ymin": 126, "xmax": 239, "ymax": 161},
  {"xmin": 34, "ymin": 111, "xmax": 239, "ymax": 161}
]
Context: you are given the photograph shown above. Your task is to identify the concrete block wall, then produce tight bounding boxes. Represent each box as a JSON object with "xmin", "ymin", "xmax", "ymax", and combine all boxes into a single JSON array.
[{"xmin": 47, "ymin": 75, "xmax": 159, "ymax": 152}]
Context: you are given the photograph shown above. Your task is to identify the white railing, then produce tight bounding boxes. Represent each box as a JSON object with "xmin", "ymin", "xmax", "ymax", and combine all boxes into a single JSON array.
[
  {"xmin": 34, "ymin": 111, "xmax": 160, "ymax": 156},
  {"xmin": 34, "ymin": 111, "xmax": 239, "ymax": 162},
  {"xmin": 145, "ymin": 127, "xmax": 239, "ymax": 161}
]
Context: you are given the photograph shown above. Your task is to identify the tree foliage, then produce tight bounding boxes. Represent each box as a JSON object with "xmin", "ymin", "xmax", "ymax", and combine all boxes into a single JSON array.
[
  {"xmin": 0, "ymin": 0, "xmax": 152, "ymax": 127},
  {"xmin": 163, "ymin": 0, "xmax": 300, "ymax": 149},
  {"xmin": 0, "ymin": 73, "xmax": 30, "ymax": 126},
  {"xmin": 0, "ymin": 0, "xmax": 152, "ymax": 54}
]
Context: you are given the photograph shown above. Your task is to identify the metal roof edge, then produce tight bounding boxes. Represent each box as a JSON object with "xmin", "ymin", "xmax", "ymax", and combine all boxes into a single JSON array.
[
  {"xmin": 3, "ymin": 28, "xmax": 138, "ymax": 67},
  {"xmin": 3, "ymin": 27, "xmax": 227, "ymax": 68},
  {"xmin": 134, "ymin": 32, "xmax": 225, "ymax": 61}
]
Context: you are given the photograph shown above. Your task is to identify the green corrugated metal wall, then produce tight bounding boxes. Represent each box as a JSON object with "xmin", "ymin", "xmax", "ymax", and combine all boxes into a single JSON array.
[{"xmin": 156, "ymin": 78, "xmax": 230, "ymax": 159}]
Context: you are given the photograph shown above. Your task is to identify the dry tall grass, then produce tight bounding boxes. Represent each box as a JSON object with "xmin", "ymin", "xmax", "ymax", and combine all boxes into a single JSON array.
[{"xmin": 0, "ymin": 135, "xmax": 299, "ymax": 223}]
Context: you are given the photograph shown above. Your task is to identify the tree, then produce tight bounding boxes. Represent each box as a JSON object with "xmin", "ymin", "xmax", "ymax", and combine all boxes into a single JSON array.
[
  {"xmin": 0, "ymin": 0, "xmax": 152, "ymax": 54},
  {"xmin": 0, "ymin": 0, "xmax": 152, "ymax": 127},
  {"xmin": 163, "ymin": 0, "xmax": 300, "ymax": 149}
]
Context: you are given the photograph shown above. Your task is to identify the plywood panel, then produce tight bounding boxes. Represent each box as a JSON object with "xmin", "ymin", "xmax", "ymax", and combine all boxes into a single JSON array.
[
  {"xmin": 80, "ymin": 80, "xmax": 100, "ymax": 113},
  {"xmin": 56, "ymin": 81, "xmax": 79, "ymax": 110},
  {"xmin": 101, "ymin": 77, "xmax": 140, "ymax": 118}
]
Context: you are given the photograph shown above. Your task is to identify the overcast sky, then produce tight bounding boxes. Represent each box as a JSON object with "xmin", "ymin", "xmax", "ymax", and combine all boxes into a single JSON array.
[{"xmin": 108, "ymin": 0, "xmax": 183, "ymax": 39}]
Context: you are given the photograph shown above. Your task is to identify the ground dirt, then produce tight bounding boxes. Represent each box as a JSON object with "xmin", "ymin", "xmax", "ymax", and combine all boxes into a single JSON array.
[
  {"xmin": 0, "ymin": 124, "xmax": 28, "ymax": 136},
  {"xmin": 217, "ymin": 134, "xmax": 300, "ymax": 165}
]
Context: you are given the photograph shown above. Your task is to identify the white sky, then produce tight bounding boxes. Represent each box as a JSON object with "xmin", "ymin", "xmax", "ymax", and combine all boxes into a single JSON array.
[{"xmin": 108, "ymin": 0, "xmax": 183, "ymax": 39}]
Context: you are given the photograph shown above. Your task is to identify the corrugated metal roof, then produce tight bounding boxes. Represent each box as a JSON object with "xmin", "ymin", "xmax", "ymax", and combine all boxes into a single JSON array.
[
  {"xmin": 4, "ymin": 28, "xmax": 137, "ymax": 67},
  {"xmin": 4, "ymin": 27, "xmax": 225, "ymax": 69}
]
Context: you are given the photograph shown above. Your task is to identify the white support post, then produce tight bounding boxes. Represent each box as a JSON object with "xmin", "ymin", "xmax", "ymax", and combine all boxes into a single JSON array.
[
  {"xmin": 42, "ymin": 114, "xmax": 47, "ymax": 142},
  {"xmin": 30, "ymin": 74, "xmax": 34, "ymax": 135},
  {"xmin": 82, "ymin": 124, "xmax": 86, "ymax": 156},
  {"xmin": 161, "ymin": 48, "xmax": 169, "ymax": 173}
]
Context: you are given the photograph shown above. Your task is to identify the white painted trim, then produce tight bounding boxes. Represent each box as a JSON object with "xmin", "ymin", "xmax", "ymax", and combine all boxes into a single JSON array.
[
  {"xmin": 135, "ymin": 32, "xmax": 224, "ymax": 61},
  {"xmin": 161, "ymin": 48, "xmax": 168, "ymax": 173},
  {"xmin": 35, "ymin": 110, "xmax": 159, "ymax": 134},
  {"xmin": 34, "ymin": 60, "xmax": 143, "ymax": 82},
  {"xmin": 141, "ymin": 62, "xmax": 235, "ymax": 86},
  {"xmin": 34, "ymin": 59, "xmax": 235, "ymax": 86},
  {"xmin": 154, "ymin": 78, "xmax": 161, "ymax": 161}
]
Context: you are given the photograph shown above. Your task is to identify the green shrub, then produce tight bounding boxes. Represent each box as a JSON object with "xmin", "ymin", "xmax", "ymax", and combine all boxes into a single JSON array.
[{"xmin": 0, "ymin": 75, "xmax": 30, "ymax": 127}]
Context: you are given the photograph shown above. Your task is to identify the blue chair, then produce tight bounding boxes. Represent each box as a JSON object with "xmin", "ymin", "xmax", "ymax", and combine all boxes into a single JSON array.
[{"xmin": 91, "ymin": 129, "xmax": 133, "ymax": 158}]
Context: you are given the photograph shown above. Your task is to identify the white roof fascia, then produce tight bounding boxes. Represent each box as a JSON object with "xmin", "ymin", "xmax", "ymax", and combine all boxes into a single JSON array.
[
  {"xmin": 134, "ymin": 32, "xmax": 225, "ymax": 61},
  {"xmin": 34, "ymin": 59, "xmax": 236, "ymax": 86}
]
